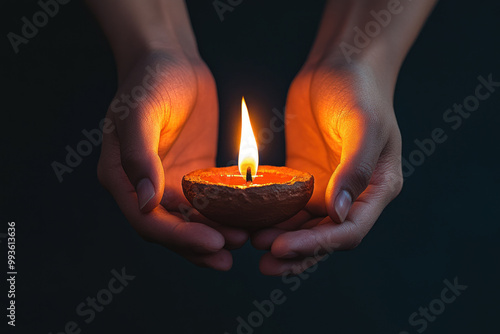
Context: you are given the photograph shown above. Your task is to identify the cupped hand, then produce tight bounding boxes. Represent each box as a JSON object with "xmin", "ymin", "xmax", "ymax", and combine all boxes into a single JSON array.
[
  {"xmin": 252, "ymin": 61, "xmax": 403, "ymax": 275},
  {"xmin": 97, "ymin": 50, "xmax": 248, "ymax": 270}
]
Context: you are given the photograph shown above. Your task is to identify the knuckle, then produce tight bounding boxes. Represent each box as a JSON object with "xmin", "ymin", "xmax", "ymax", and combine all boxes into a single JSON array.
[
  {"xmin": 119, "ymin": 148, "xmax": 136, "ymax": 169},
  {"xmin": 119, "ymin": 147, "xmax": 149, "ymax": 169},
  {"xmin": 382, "ymin": 160, "xmax": 404, "ymax": 200},
  {"xmin": 340, "ymin": 222, "xmax": 365, "ymax": 250},
  {"xmin": 352, "ymin": 161, "xmax": 374, "ymax": 190},
  {"xmin": 119, "ymin": 148, "xmax": 146, "ymax": 182},
  {"xmin": 370, "ymin": 158, "xmax": 404, "ymax": 201},
  {"xmin": 391, "ymin": 172, "xmax": 404, "ymax": 198}
]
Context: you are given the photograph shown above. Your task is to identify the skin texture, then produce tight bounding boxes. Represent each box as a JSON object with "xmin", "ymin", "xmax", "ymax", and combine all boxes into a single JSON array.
[
  {"xmin": 251, "ymin": 0, "xmax": 437, "ymax": 275},
  {"xmin": 251, "ymin": 60, "xmax": 404, "ymax": 275},
  {"xmin": 88, "ymin": 0, "xmax": 248, "ymax": 271},
  {"xmin": 88, "ymin": 0, "xmax": 437, "ymax": 274}
]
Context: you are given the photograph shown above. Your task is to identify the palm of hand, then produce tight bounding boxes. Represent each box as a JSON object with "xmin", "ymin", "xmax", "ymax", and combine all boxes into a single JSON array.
[
  {"xmin": 99, "ymin": 52, "xmax": 248, "ymax": 270},
  {"xmin": 101, "ymin": 53, "xmax": 217, "ymax": 214},
  {"xmin": 251, "ymin": 63, "xmax": 403, "ymax": 275},
  {"xmin": 285, "ymin": 65, "xmax": 377, "ymax": 225},
  {"xmin": 155, "ymin": 61, "xmax": 218, "ymax": 213},
  {"xmin": 285, "ymin": 67, "xmax": 339, "ymax": 219}
]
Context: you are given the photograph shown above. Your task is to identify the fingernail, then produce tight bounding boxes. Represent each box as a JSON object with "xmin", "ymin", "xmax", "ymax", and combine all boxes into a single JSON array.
[
  {"xmin": 335, "ymin": 190, "xmax": 352, "ymax": 223},
  {"xmin": 137, "ymin": 178, "xmax": 155, "ymax": 210}
]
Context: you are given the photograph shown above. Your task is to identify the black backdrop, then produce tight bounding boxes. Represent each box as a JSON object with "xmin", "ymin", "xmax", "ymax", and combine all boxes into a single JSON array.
[{"xmin": 1, "ymin": 0, "xmax": 499, "ymax": 333}]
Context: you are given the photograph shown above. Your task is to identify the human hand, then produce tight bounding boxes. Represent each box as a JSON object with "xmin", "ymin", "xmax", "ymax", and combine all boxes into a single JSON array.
[
  {"xmin": 97, "ymin": 50, "xmax": 248, "ymax": 270},
  {"xmin": 252, "ymin": 61, "xmax": 403, "ymax": 275},
  {"xmin": 248, "ymin": 0, "xmax": 435, "ymax": 276}
]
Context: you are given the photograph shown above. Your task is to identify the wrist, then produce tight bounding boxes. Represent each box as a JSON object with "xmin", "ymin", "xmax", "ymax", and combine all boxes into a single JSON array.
[
  {"xmin": 114, "ymin": 40, "xmax": 185, "ymax": 82},
  {"xmin": 320, "ymin": 47, "xmax": 400, "ymax": 95},
  {"xmin": 304, "ymin": 0, "xmax": 436, "ymax": 91},
  {"xmin": 87, "ymin": 0, "xmax": 199, "ymax": 80}
]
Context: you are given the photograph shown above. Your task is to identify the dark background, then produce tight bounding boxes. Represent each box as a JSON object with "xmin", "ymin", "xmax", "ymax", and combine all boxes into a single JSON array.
[{"xmin": 2, "ymin": 0, "xmax": 499, "ymax": 333}]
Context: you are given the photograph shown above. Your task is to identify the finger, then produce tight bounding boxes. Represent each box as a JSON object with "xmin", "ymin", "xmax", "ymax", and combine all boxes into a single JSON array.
[
  {"xmin": 259, "ymin": 252, "xmax": 325, "ymax": 276},
  {"xmin": 172, "ymin": 211, "xmax": 249, "ymax": 250},
  {"xmin": 99, "ymin": 136, "xmax": 224, "ymax": 254},
  {"xmin": 109, "ymin": 61, "xmax": 180, "ymax": 214},
  {"xmin": 112, "ymin": 102, "xmax": 165, "ymax": 213},
  {"xmin": 325, "ymin": 112, "xmax": 388, "ymax": 223},
  {"xmin": 271, "ymin": 179, "xmax": 399, "ymax": 258},
  {"xmin": 135, "ymin": 205, "xmax": 225, "ymax": 254},
  {"xmin": 209, "ymin": 225, "xmax": 249, "ymax": 250},
  {"xmin": 185, "ymin": 249, "xmax": 233, "ymax": 271},
  {"xmin": 251, "ymin": 228, "xmax": 287, "ymax": 250},
  {"xmin": 250, "ymin": 212, "xmax": 321, "ymax": 250}
]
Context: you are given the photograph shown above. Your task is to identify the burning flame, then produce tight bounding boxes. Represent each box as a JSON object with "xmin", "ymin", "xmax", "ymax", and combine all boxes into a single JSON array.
[{"xmin": 238, "ymin": 97, "xmax": 259, "ymax": 178}]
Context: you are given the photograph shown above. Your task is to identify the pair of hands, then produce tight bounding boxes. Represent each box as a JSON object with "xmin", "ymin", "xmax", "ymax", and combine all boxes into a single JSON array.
[{"xmin": 97, "ymin": 50, "xmax": 403, "ymax": 275}]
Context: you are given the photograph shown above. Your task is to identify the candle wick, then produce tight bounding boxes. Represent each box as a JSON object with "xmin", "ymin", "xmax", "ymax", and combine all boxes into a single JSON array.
[{"xmin": 246, "ymin": 167, "xmax": 253, "ymax": 182}]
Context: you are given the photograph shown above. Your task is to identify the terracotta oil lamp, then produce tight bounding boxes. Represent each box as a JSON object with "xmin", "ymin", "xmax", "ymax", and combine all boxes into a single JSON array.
[{"xmin": 182, "ymin": 98, "xmax": 313, "ymax": 229}]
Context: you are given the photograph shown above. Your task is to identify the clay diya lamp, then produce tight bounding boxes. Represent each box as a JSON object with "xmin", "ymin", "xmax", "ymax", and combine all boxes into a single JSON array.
[{"xmin": 182, "ymin": 98, "xmax": 314, "ymax": 229}]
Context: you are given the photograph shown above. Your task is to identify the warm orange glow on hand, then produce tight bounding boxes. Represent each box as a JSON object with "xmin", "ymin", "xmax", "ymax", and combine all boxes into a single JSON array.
[{"xmin": 238, "ymin": 97, "xmax": 259, "ymax": 178}]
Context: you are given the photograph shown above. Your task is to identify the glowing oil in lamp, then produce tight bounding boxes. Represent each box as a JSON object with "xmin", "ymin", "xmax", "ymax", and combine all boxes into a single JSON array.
[{"xmin": 182, "ymin": 97, "xmax": 313, "ymax": 229}]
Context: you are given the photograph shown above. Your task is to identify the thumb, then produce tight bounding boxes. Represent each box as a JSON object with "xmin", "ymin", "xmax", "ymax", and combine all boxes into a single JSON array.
[
  {"xmin": 117, "ymin": 114, "xmax": 165, "ymax": 213},
  {"xmin": 325, "ymin": 115, "xmax": 386, "ymax": 223}
]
